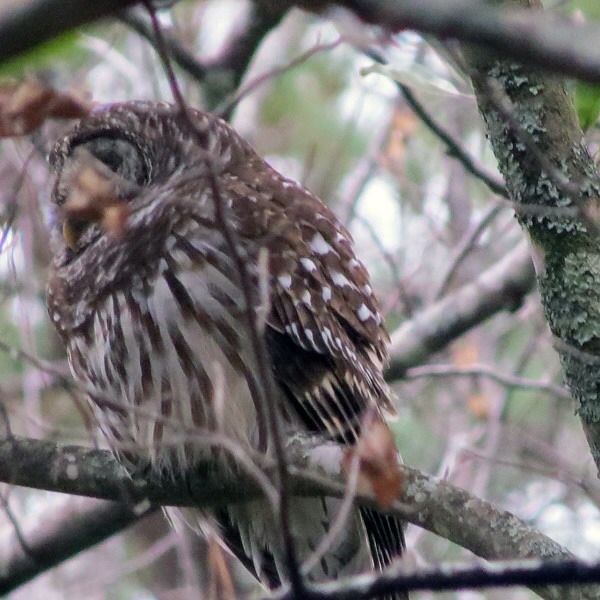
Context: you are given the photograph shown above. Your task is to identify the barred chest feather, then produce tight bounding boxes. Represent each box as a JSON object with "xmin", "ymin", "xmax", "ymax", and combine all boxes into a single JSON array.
[{"xmin": 51, "ymin": 225, "xmax": 267, "ymax": 474}]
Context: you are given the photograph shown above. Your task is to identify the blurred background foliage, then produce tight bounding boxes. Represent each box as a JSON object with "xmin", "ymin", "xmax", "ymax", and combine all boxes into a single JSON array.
[{"xmin": 0, "ymin": 0, "xmax": 599, "ymax": 599}]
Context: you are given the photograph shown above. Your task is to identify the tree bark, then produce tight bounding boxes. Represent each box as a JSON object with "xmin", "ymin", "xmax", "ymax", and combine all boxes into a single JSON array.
[{"xmin": 466, "ymin": 0, "xmax": 600, "ymax": 474}]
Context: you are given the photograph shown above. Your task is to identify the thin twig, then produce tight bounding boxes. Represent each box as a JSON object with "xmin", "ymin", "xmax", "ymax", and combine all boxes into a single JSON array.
[
  {"xmin": 0, "ymin": 490, "xmax": 34, "ymax": 558},
  {"xmin": 460, "ymin": 447, "xmax": 597, "ymax": 494},
  {"xmin": 403, "ymin": 363, "xmax": 570, "ymax": 401},
  {"xmin": 435, "ymin": 205, "xmax": 504, "ymax": 299},
  {"xmin": 216, "ymin": 38, "xmax": 343, "ymax": 118},
  {"xmin": 119, "ymin": 7, "xmax": 209, "ymax": 82},
  {"xmin": 364, "ymin": 49, "xmax": 508, "ymax": 198}
]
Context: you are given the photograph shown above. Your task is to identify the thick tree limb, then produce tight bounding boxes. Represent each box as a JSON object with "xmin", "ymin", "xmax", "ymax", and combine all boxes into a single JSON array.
[
  {"xmin": 0, "ymin": 436, "xmax": 597, "ymax": 600},
  {"xmin": 5, "ymin": 0, "xmax": 600, "ymax": 86},
  {"xmin": 269, "ymin": 0, "xmax": 600, "ymax": 83},
  {"xmin": 0, "ymin": 496, "xmax": 149, "ymax": 596},
  {"xmin": 463, "ymin": 0, "xmax": 600, "ymax": 475}
]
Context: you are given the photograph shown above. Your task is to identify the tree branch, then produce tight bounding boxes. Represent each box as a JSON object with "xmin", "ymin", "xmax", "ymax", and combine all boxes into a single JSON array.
[
  {"xmin": 273, "ymin": 556, "xmax": 600, "ymax": 600},
  {"xmin": 387, "ymin": 241, "xmax": 535, "ymax": 378},
  {"xmin": 5, "ymin": 0, "xmax": 600, "ymax": 86},
  {"xmin": 120, "ymin": 4, "xmax": 287, "ymax": 111},
  {"xmin": 463, "ymin": 0, "xmax": 600, "ymax": 475},
  {"xmin": 0, "ymin": 435, "xmax": 598, "ymax": 600},
  {"xmin": 364, "ymin": 49, "xmax": 508, "ymax": 198},
  {"xmin": 0, "ymin": 496, "xmax": 150, "ymax": 596},
  {"xmin": 270, "ymin": 0, "xmax": 600, "ymax": 83}
]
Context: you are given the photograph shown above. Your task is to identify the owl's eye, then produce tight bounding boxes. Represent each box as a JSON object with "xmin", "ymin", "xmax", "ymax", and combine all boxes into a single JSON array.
[{"xmin": 72, "ymin": 135, "xmax": 148, "ymax": 186}]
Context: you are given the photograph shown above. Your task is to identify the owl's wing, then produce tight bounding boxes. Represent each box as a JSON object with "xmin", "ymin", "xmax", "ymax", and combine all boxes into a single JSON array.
[
  {"xmin": 223, "ymin": 168, "xmax": 395, "ymax": 443},
  {"xmin": 221, "ymin": 170, "xmax": 406, "ymax": 592}
]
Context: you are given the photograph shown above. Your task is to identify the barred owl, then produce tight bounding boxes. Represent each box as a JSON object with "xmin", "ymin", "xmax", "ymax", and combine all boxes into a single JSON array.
[{"xmin": 47, "ymin": 101, "xmax": 405, "ymax": 596}]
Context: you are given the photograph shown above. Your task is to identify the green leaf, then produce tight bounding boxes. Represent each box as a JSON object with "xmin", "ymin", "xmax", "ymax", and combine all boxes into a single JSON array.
[
  {"xmin": 0, "ymin": 30, "xmax": 83, "ymax": 79},
  {"xmin": 574, "ymin": 81, "xmax": 600, "ymax": 131}
]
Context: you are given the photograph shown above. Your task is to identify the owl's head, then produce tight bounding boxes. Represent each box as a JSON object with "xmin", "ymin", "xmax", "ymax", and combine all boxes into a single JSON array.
[{"xmin": 49, "ymin": 101, "xmax": 238, "ymax": 254}]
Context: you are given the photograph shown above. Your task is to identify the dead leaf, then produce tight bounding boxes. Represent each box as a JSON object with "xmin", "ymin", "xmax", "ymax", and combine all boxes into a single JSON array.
[
  {"xmin": 380, "ymin": 107, "xmax": 419, "ymax": 170},
  {"xmin": 207, "ymin": 534, "xmax": 237, "ymax": 600},
  {"xmin": 392, "ymin": 107, "xmax": 419, "ymax": 137},
  {"xmin": 342, "ymin": 413, "xmax": 402, "ymax": 509},
  {"xmin": 451, "ymin": 341, "xmax": 478, "ymax": 368},
  {"xmin": 63, "ymin": 149, "xmax": 133, "ymax": 238},
  {"xmin": 467, "ymin": 393, "xmax": 489, "ymax": 419},
  {"xmin": 0, "ymin": 78, "xmax": 90, "ymax": 138}
]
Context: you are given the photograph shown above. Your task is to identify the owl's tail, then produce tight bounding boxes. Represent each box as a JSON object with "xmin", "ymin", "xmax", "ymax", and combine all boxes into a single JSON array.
[{"xmin": 218, "ymin": 497, "xmax": 407, "ymax": 599}]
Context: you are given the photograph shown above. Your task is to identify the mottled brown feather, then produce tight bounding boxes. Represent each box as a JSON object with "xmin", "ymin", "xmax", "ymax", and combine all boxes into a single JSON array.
[{"xmin": 47, "ymin": 101, "xmax": 405, "ymax": 598}]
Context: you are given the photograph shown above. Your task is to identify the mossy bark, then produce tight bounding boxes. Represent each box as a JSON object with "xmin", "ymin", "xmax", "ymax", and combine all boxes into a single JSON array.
[{"xmin": 467, "ymin": 0, "xmax": 600, "ymax": 471}]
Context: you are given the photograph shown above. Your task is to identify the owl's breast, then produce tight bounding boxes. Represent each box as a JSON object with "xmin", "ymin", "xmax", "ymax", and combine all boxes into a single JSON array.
[{"xmin": 64, "ymin": 256, "xmax": 264, "ymax": 474}]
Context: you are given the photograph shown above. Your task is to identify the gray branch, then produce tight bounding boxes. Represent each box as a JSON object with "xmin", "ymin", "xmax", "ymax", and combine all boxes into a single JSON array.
[
  {"xmin": 4, "ymin": 0, "xmax": 600, "ymax": 86},
  {"xmin": 386, "ymin": 241, "xmax": 535, "ymax": 378},
  {"xmin": 0, "ymin": 436, "xmax": 597, "ymax": 600}
]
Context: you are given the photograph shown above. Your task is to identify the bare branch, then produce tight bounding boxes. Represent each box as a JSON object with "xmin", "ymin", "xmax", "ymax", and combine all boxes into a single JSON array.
[
  {"xmin": 0, "ymin": 435, "xmax": 597, "ymax": 600},
  {"xmin": 403, "ymin": 363, "xmax": 570, "ymax": 400},
  {"xmin": 273, "ymin": 555, "xmax": 600, "ymax": 600},
  {"xmin": 0, "ymin": 495, "xmax": 151, "ymax": 596},
  {"xmin": 387, "ymin": 241, "xmax": 535, "ymax": 378},
  {"xmin": 435, "ymin": 205, "xmax": 504, "ymax": 298}
]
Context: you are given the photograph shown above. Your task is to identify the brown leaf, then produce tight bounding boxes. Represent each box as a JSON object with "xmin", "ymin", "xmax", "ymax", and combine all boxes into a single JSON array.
[
  {"xmin": 63, "ymin": 149, "xmax": 132, "ymax": 239},
  {"xmin": 0, "ymin": 78, "xmax": 90, "ymax": 138},
  {"xmin": 207, "ymin": 534, "xmax": 237, "ymax": 600},
  {"xmin": 451, "ymin": 341, "xmax": 478, "ymax": 368},
  {"xmin": 467, "ymin": 393, "xmax": 489, "ymax": 419},
  {"xmin": 342, "ymin": 414, "xmax": 402, "ymax": 509},
  {"xmin": 380, "ymin": 108, "xmax": 419, "ymax": 167}
]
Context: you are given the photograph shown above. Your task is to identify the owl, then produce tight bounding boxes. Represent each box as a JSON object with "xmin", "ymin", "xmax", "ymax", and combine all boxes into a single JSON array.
[{"xmin": 47, "ymin": 101, "xmax": 406, "ymax": 597}]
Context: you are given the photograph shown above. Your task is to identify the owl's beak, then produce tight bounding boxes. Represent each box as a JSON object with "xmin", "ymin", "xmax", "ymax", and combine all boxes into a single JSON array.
[{"xmin": 62, "ymin": 218, "xmax": 88, "ymax": 250}]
